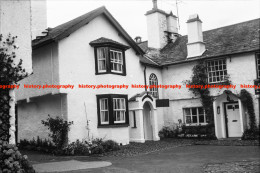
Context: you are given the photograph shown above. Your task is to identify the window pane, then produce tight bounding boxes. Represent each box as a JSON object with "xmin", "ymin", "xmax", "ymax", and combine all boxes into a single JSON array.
[
  {"xmin": 184, "ymin": 108, "xmax": 191, "ymax": 115},
  {"xmin": 97, "ymin": 48, "xmax": 107, "ymax": 72},
  {"xmin": 192, "ymin": 116, "xmax": 197, "ymax": 123},
  {"xmin": 198, "ymin": 107, "xmax": 204, "ymax": 114},
  {"xmin": 199, "ymin": 115, "xmax": 205, "ymax": 123},
  {"xmin": 191, "ymin": 108, "xmax": 197, "ymax": 115},
  {"xmin": 186, "ymin": 116, "xmax": 191, "ymax": 124}
]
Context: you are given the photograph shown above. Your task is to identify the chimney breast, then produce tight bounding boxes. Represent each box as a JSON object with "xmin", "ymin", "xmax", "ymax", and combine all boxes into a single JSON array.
[{"xmin": 186, "ymin": 14, "xmax": 206, "ymax": 58}]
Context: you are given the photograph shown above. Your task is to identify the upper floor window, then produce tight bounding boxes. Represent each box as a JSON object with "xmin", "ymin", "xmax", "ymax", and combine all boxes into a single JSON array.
[
  {"xmin": 183, "ymin": 107, "xmax": 208, "ymax": 125},
  {"xmin": 149, "ymin": 73, "xmax": 158, "ymax": 98},
  {"xmin": 90, "ymin": 37, "xmax": 130, "ymax": 76},
  {"xmin": 256, "ymin": 53, "xmax": 260, "ymax": 78},
  {"xmin": 207, "ymin": 59, "xmax": 227, "ymax": 83},
  {"xmin": 97, "ymin": 94, "xmax": 129, "ymax": 127}
]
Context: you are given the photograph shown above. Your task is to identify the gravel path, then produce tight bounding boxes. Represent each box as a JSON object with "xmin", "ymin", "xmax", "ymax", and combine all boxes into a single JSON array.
[{"xmin": 204, "ymin": 161, "xmax": 260, "ymax": 173}]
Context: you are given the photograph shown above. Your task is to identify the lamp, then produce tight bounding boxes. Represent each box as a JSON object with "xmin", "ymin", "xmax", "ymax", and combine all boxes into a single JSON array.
[{"xmin": 217, "ymin": 106, "xmax": 220, "ymax": 114}]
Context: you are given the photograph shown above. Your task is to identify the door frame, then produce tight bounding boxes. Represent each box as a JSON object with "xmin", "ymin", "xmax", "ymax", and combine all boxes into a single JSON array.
[
  {"xmin": 224, "ymin": 101, "xmax": 239, "ymax": 138},
  {"xmin": 143, "ymin": 101, "xmax": 153, "ymax": 140}
]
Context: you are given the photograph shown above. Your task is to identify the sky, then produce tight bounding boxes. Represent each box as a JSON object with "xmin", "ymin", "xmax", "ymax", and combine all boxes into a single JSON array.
[{"xmin": 47, "ymin": 0, "xmax": 260, "ymax": 40}]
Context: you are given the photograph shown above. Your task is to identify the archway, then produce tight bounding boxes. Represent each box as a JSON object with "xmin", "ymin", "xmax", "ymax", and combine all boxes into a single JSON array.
[{"xmin": 143, "ymin": 101, "xmax": 153, "ymax": 140}]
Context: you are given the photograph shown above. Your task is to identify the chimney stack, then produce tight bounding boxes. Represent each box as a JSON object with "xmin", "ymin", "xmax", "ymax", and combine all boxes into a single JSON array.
[
  {"xmin": 146, "ymin": 0, "xmax": 178, "ymax": 49},
  {"xmin": 186, "ymin": 14, "xmax": 206, "ymax": 58}
]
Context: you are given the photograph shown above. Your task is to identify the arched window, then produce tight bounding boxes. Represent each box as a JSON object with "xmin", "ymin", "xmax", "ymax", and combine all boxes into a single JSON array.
[{"xmin": 149, "ymin": 73, "xmax": 158, "ymax": 98}]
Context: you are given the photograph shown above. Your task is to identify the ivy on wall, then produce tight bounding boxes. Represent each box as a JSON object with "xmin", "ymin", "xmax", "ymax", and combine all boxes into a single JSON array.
[
  {"xmin": 185, "ymin": 60, "xmax": 214, "ymax": 123},
  {"xmin": 240, "ymin": 89, "xmax": 257, "ymax": 130},
  {"xmin": 185, "ymin": 59, "xmax": 232, "ymax": 124}
]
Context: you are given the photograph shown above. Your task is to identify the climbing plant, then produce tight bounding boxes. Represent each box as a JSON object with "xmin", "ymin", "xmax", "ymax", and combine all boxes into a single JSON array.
[
  {"xmin": 0, "ymin": 34, "xmax": 34, "ymax": 172},
  {"xmin": 240, "ymin": 89, "xmax": 259, "ymax": 140},
  {"xmin": 185, "ymin": 60, "xmax": 214, "ymax": 123}
]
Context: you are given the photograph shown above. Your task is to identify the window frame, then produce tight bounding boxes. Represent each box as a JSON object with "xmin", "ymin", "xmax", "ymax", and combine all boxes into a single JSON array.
[
  {"xmin": 207, "ymin": 58, "xmax": 227, "ymax": 84},
  {"xmin": 149, "ymin": 73, "xmax": 159, "ymax": 98},
  {"xmin": 96, "ymin": 94, "xmax": 129, "ymax": 127},
  {"xmin": 256, "ymin": 52, "xmax": 260, "ymax": 79},
  {"xmin": 94, "ymin": 46, "xmax": 126, "ymax": 76},
  {"xmin": 183, "ymin": 107, "xmax": 208, "ymax": 126}
]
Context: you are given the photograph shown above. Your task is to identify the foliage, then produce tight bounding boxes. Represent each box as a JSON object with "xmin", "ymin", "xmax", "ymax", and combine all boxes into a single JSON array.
[
  {"xmin": 158, "ymin": 126, "xmax": 179, "ymax": 138},
  {"xmin": 63, "ymin": 138, "xmax": 120, "ymax": 156},
  {"xmin": 185, "ymin": 60, "xmax": 214, "ymax": 123},
  {"xmin": 181, "ymin": 124, "xmax": 216, "ymax": 139},
  {"xmin": 240, "ymin": 89, "xmax": 259, "ymax": 140},
  {"xmin": 158, "ymin": 124, "xmax": 216, "ymax": 139},
  {"xmin": 240, "ymin": 89, "xmax": 257, "ymax": 130},
  {"xmin": 0, "ymin": 34, "xmax": 34, "ymax": 172},
  {"xmin": 41, "ymin": 115, "xmax": 73, "ymax": 149},
  {"xmin": 19, "ymin": 137, "xmax": 56, "ymax": 153},
  {"xmin": 0, "ymin": 140, "xmax": 35, "ymax": 173},
  {"xmin": 241, "ymin": 128, "xmax": 260, "ymax": 140}
]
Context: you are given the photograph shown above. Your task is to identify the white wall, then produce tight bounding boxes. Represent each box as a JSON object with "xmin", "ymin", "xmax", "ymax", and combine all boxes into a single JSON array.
[
  {"xmin": 16, "ymin": 43, "xmax": 60, "ymax": 100},
  {"xmin": 18, "ymin": 94, "xmax": 67, "ymax": 141},
  {"xmin": 161, "ymin": 52, "xmax": 259, "ymax": 128},
  {"xmin": 58, "ymin": 15, "xmax": 148, "ymax": 144},
  {"xmin": 0, "ymin": 0, "xmax": 32, "ymax": 73}
]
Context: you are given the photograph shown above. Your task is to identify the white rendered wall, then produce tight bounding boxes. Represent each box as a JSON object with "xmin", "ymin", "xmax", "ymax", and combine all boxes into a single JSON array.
[{"xmin": 58, "ymin": 15, "xmax": 148, "ymax": 144}]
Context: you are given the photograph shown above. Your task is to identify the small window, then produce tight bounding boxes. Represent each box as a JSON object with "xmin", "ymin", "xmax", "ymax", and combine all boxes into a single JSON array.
[
  {"xmin": 207, "ymin": 59, "xmax": 227, "ymax": 83},
  {"xmin": 110, "ymin": 50, "xmax": 123, "ymax": 73},
  {"xmin": 149, "ymin": 73, "xmax": 159, "ymax": 98},
  {"xmin": 183, "ymin": 107, "xmax": 206, "ymax": 125},
  {"xmin": 256, "ymin": 53, "xmax": 260, "ymax": 78},
  {"xmin": 97, "ymin": 94, "xmax": 129, "ymax": 127},
  {"xmin": 129, "ymin": 111, "xmax": 137, "ymax": 128}
]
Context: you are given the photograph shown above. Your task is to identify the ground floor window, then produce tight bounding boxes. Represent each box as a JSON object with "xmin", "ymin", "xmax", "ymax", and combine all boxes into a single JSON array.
[
  {"xmin": 97, "ymin": 94, "xmax": 129, "ymax": 126},
  {"xmin": 183, "ymin": 107, "xmax": 207, "ymax": 125}
]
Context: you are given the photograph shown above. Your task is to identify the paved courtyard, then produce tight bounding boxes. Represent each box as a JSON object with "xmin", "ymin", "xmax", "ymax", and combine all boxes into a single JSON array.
[{"xmin": 29, "ymin": 145, "xmax": 260, "ymax": 173}]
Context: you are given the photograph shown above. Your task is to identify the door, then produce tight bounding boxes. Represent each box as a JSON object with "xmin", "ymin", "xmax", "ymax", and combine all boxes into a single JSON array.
[
  {"xmin": 226, "ymin": 103, "xmax": 242, "ymax": 137},
  {"xmin": 143, "ymin": 102, "xmax": 153, "ymax": 140}
]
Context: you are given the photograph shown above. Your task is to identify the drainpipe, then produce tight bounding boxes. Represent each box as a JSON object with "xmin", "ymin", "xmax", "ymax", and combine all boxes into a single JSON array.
[{"xmin": 144, "ymin": 65, "xmax": 147, "ymax": 92}]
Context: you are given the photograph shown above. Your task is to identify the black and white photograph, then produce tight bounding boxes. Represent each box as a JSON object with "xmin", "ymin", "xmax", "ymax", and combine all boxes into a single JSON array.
[{"xmin": 0, "ymin": 0, "xmax": 259, "ymax": 172}]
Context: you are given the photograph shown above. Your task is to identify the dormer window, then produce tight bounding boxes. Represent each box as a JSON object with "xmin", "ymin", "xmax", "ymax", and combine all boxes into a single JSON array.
[{"xmin": 90, "ymin": 37, "xmax": 130, "ymax": 76}]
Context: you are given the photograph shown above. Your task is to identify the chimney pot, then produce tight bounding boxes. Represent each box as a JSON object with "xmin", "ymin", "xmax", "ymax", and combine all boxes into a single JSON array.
[{"xmin": 153, "ymin": 0, "xmax": 158, "ymax": 9}]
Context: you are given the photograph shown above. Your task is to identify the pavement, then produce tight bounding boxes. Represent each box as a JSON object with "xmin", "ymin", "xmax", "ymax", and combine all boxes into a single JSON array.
[
  {"xmin": 33, "ymin": 160, "xmax": 111, "ymax": 173},
  {"xmin": 31, "ymin": 145, "xmax": 260, "ymax": 173}
]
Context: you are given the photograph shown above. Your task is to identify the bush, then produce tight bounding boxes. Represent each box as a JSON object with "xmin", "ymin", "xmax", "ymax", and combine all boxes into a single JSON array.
[
  {"xmin": 62, "ymin": 138, "xmax": 120, "ymax": 156},
  {"xmin": 19, "ymin": 137, "xmax": 56, "ymax": 153},
  {"xmin": 41, "ymin": 115, "xmax": 73, "ymax": 149},
  {"xmin": 242, "ymin": 128, "xmax": 260, "ymax": 140},
  {"xmin": 158, "ymin": 126, "xmax": 179, "ymax": 138},
  {"xmin": 159, "ymin": 124, "xmax": 216, "ymax": 139},
  {"xmin": 181, "ymin": 124, "xmax": 216, "ymax": 139},
  {"xmin": 0, "ymin": 140, "xmax": 35, "ymax": 173},
  {"xmin": 102, "ymin": 140, "xmax": 120, "ymax": 152}
]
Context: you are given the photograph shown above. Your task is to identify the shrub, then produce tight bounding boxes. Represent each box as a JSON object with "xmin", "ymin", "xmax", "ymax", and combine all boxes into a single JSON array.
[
  {"xmin": 181, "ymin": 124, "xmax": 216, "ymax": 139},
  {"xmin": 242, "ymin": 128, "xmax": 260, "ymax": 140},
  {"xmin": 0, "ymin": 140, "xmax": 35, "ymax": 173},
  {"xmin": 41, "ymin": 115, "xmax": 73, "ymax": 149},
  {"xmin": 19, "ymin": 137, "xmax": 56, "ymax": 153},
  {"xmin": 158, "ymin": 126, "xmax": 179, "ymax": 138},
  {"xmin": 102, "ymin": 140, "xmax": 120, "ymax": 152},
  {"xmin": 62, "ymin": 138, "xmax": 120, "ymax": 156}
]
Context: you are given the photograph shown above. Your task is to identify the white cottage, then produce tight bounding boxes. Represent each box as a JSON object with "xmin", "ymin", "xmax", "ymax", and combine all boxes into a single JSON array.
[{"xmin": 16, "ymin": 1, "xmax": 260, "ymax": 144}]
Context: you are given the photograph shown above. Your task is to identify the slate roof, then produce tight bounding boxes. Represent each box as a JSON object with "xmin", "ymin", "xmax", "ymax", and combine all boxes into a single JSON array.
[
  {"xmin": 139, "ymin": 18, "xmax": 260, "ymax": 66},
  {"xmin": 89, "ymin": 37, "xmax": 130, "ymax": 49},
  {"xmin": 32, "ymin": 6, "xmax": 144, "ymax": 55}
]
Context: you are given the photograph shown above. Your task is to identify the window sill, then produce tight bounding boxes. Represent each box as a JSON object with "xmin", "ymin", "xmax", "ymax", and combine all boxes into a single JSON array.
[
  {"xmin": 97, "ymin": 124, "xmax": 129, "ymax": 128},
  {"xmin": 184, "ymin": 123, "xmax": 208, "ymax": 126},
  {"xmin": 208, "ymin": 81, "xmax": 230, "ymax": 85},
  {"xmin": 95, "ymin": 72, "xmax": 126, "ymax": 76}
]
